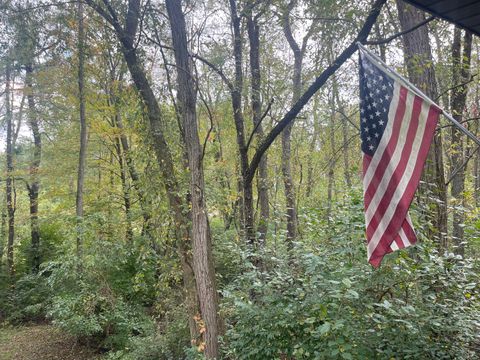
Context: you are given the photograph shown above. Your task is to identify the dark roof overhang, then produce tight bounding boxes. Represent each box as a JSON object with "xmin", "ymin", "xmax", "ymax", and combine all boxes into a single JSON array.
[{"xmin": 403, "ymin": 0, "xmax": 480, "ymax": 36}]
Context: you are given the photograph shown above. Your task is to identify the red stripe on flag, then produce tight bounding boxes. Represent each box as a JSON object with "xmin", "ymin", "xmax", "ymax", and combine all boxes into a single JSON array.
[{"xmin": 363, "ymin": 154, "xmax": 372, "ymax": 175}]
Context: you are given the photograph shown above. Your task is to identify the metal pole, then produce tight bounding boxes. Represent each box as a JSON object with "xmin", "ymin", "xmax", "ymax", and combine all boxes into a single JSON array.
[{"xmin": 357, "ymin": 42, "xmax": 480, "ymax": 147}]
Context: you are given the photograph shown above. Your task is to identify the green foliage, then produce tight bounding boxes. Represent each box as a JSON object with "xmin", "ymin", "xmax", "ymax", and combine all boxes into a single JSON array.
[
  {"xmin": 0, "ymin": 222, "xmax": 63, "ymax": 324},
  {"xmin": 222, "ymin": 199, "xmax": 480, "ymax": 360},
  {"xmin": 16, "ymin": 221, "xmax": 64, "ymax": 275},
  {"xmin": 46, "ymin": 239, "xmax": 162, "ymax": 351},
  {"xmin": 1, "ymin": 1, "xmax": 480, "ymax": 360},
  {"xmin": 1, "ymin": 273, "xmax": 51, "ymax": 324},
  {"xmin": 45, "ymin": 253, "xmax": 155, "ymax": 350}
]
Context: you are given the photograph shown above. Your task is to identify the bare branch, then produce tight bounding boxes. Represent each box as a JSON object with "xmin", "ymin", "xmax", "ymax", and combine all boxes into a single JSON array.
[
  {"xmin": 365, "ymin": 16, "xmax": 434, "ymax": 45},
  {"xmin": 446, "ymin": 145, "xmax": 480, "ymax": 185}
]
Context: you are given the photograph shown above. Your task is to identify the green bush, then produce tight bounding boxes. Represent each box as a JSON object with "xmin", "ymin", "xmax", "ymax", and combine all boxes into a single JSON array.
[
  {"xmin": 222, "ymin": 196, "xmax": 480, "ymax": 360},
  {"xmin": 48, "ymin": 288, "xmax": 153, "ymax": 350},
  {"xmin": 4, "ymin": 273, "xmax": 52, "ymax": 323},
  {"xmin": 43, "ymin": 249, "xmax": 155, "ymax": 351}
]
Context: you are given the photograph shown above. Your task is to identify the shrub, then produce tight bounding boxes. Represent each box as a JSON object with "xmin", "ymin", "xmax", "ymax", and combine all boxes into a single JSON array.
[
  {"xmin": 44, "ymin": 252, "xmax": 155, "ymax": 351},
  {"xmin": 222, "ymin": 196, "xmax": 480, "ymax": 360}
]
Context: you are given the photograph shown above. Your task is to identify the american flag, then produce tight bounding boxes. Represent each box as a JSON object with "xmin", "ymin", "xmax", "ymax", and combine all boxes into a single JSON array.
[{"xmin": 359, "ymin": 48, "xmax": 441, "ymax": 268}]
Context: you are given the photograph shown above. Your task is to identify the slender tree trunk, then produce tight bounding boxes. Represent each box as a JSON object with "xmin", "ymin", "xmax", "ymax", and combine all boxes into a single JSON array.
[
  {"xmin": 105, "ymin": 67, "xmax": 139, "ymax": 243},
  {"xmin": 334, "ymin": 91, "xmax": 351, "ymax": 188},
  {"xmin": 0, "ymin": 205, "xmax": 5, "ymax": 269},
  {"xmin": 475, "ymin": 139, "xmax": 480, "ymax": 207},
  {"xmin": 76, "ymin": 0, "xmax": 87, "ymax": 259},
  {"xmin": 281, "ymin": 6, "xmax": 303, "ymax": 245},
  {"xmin": 396, "ymin": 0, "xmax": 448, "ymax": 249},
  {"xmin": 474, "ymin": 77, "xmax": 480, "ymax": 208},
  {"xmin": 247, "ymin": 13, "xmax": 269, "ymax": 244},
  {"xmin": 282, "ymin": 124, "xmax": 298, "ymax": 245},
  {"xmin": 113, "ymin": 103, "xmax": 154, "ymax": 240},
  {"xmin": 25, "ymin": 64, "xmax": 42, "ymax": 273},
  {"xmin": 450, "ymin": 28, "xmax": 472, "ymax": 256},
  {"xmin": 229, "ymin": 0, "xmax": 256, "ymax": 246},
  {"xmin": 114, "ymin": 136, "xmax": 133, "ymax": 242},
  {"xmin": 5, "ymin": 57, "xmax": 15, "ymax": 278},
  {"xmin": 165, "ymin": 1, "xmax": 220, "ymax": 357},
  {"xmin": 306, "ymin": 95, "xmax": 320, "ymax": 198},
  {"xmin": 374, "ymin": 22, "xmax": 386, "ymax": 62},
  {"xmin": 327, "ymin": 85, "xmax": 336, "ymax": 220}
]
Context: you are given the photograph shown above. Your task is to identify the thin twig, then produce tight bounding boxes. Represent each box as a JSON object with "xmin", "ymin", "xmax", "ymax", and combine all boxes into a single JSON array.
[
  {"xmin": 365, "ymin": 16, "xmax": 435, "ymax": 46},
  {"xmin": 435, "ymin": 73, "xmax": 478, "ymax": 102},
  {"xmin": 436, "ymin": 116, "xmax": 480, "ymax": 130},
  {"xmin": 335, "ymin": 108, "xmax": 360, "ymax": 131},
  {"xmin": 446, "ymin": 144, "xmax": 480, "ymax": 186},
  {"xmin": 196, "ymin": 73, "xmax": 215, "ymax": 161}
]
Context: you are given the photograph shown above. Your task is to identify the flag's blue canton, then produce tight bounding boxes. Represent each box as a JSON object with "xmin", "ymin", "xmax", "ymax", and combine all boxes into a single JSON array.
[{"xmin": 359, "ymin": 53, "xmax": 395, "ymax": 156}]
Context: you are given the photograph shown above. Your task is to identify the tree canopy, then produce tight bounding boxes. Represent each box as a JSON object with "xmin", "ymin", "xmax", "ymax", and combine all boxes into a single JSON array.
[{"xmin": 0, "ymin": 0, "xmax": 479, "ymax": 359}]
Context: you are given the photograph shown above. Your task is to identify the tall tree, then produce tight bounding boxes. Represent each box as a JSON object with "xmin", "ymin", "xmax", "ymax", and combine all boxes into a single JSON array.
[
  {"xmin": 450, "ymin": 27, "xmax": 472, "ymax": 256},
  {"xmin": 247, "ymin": 7, "xmax": 269, "ymax": 244},
  {"xmin": 4, "ymin": 54, "xmax": 15, "ymax": 278},
  {"xmin": 229, "ymin": 0, "xmax": 256, "ymax": 245},
  {"xmin": 396, "ymin": 0, "xmax": 448, "ymax": 249},
  {"xmin": 84, "ymin": 0, "xmax": 199, "ymax": 343},
  {"xmin": 281, "ymin": 1, "xmax": 315, "ymax": 243},
  {"xmin": 76, "ymin": 0, "xmax": 87, "ymax": 259},
  {"xmin": 165, "ymin": 0, "xmax": 220, "ymax": 357},
  {"xmin": 327, "ymin": 79, "xmax": 337, "ymax": 220},
  {"xmin": 25, "ymin": 62, "xmax": 42, "ymax": 272}
]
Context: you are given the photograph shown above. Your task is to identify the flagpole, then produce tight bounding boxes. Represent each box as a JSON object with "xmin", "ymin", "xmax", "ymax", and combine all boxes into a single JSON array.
[{"xmin": 357, "ymin": 42, "xmax": 480, "ymax": 148}]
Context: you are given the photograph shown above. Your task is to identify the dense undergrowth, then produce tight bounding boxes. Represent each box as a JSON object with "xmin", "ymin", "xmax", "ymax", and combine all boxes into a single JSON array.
[{"xmin": 0, "ymin": 189, "xmax": 479, "ymax": 359}]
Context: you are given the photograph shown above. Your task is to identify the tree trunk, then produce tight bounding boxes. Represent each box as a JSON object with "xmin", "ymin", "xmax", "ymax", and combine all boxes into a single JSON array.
[
  {"xmin": 229, "ymin": 0, "xmax": 256, "ymax": 246},
  {"xmin": 396, "ymin": 0, "xmax": 448, "ymax": 249},
  {"xmin": 475, "ymin": 140, "xmax": 480, "ymax": 207},
  {"xmin": 5, "ymin": 57, "xmax": 15, "ymax": 278},
  {"xmin": 450, "ymin": 27, "xmax": 472, "ymax": 256},
  {"xmin": 25, "ymin": 64, "xmax": 42, "ymax": 273},
  {"xmin": 281, "ymin": 6, "xmax": 303, "ymax": 245},
  {"xmin": 327, "ymin": 83, "xmax": 336, "ymax": 220},
  {"xmin": 335, "ymin": 91, "xmax": 351, "ymax": 188},
  {"xmin": 474, "ymin": 82, "xmax": 480, "ymax": 208},
  {"xmin": 114, "ymin": 135, "xmax": 133, "ymax": 242},
  {"xmin": 113, "ymin": 101, "xmax": 154, "ymax": 240},
  {"xmin": 0, "ymin": 206, "xmax": 5, "ymax": 269},
  {"xmin": 165, "ymin": 1, "xmax": 220, "ymax": 358},
  {"xmin": 127, "ymin": 60, "xmax": 202, "ymax": 352},
  {"xmin": 84, "ymin": 0, "xmax": 202, "ymax": 341},
  {"xmin": 306, "ymin": 95, "xmax": 320, "ymax": 198},
  {"xmin": 76, "ymin": 0, "xmax": 87, "ymax": 260},
  {"xmin": 247, "ymin": 13, "xmax": 269, "ymax": 245}
]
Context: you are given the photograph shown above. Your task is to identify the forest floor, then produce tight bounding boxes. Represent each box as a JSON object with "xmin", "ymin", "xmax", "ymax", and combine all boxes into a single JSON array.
[{"xmin": 0, "ymin": 324, "xmax": 103, "ymax": 360}]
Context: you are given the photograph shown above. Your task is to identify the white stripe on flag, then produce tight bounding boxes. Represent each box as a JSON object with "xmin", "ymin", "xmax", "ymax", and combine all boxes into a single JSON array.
[
  {"xmin": 398, "ymin": 225, "xmax": 411, "ymax": 248},
  {"xmin": 390, "ymin": 240, "xmax": 399, "ymax": 251}
]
